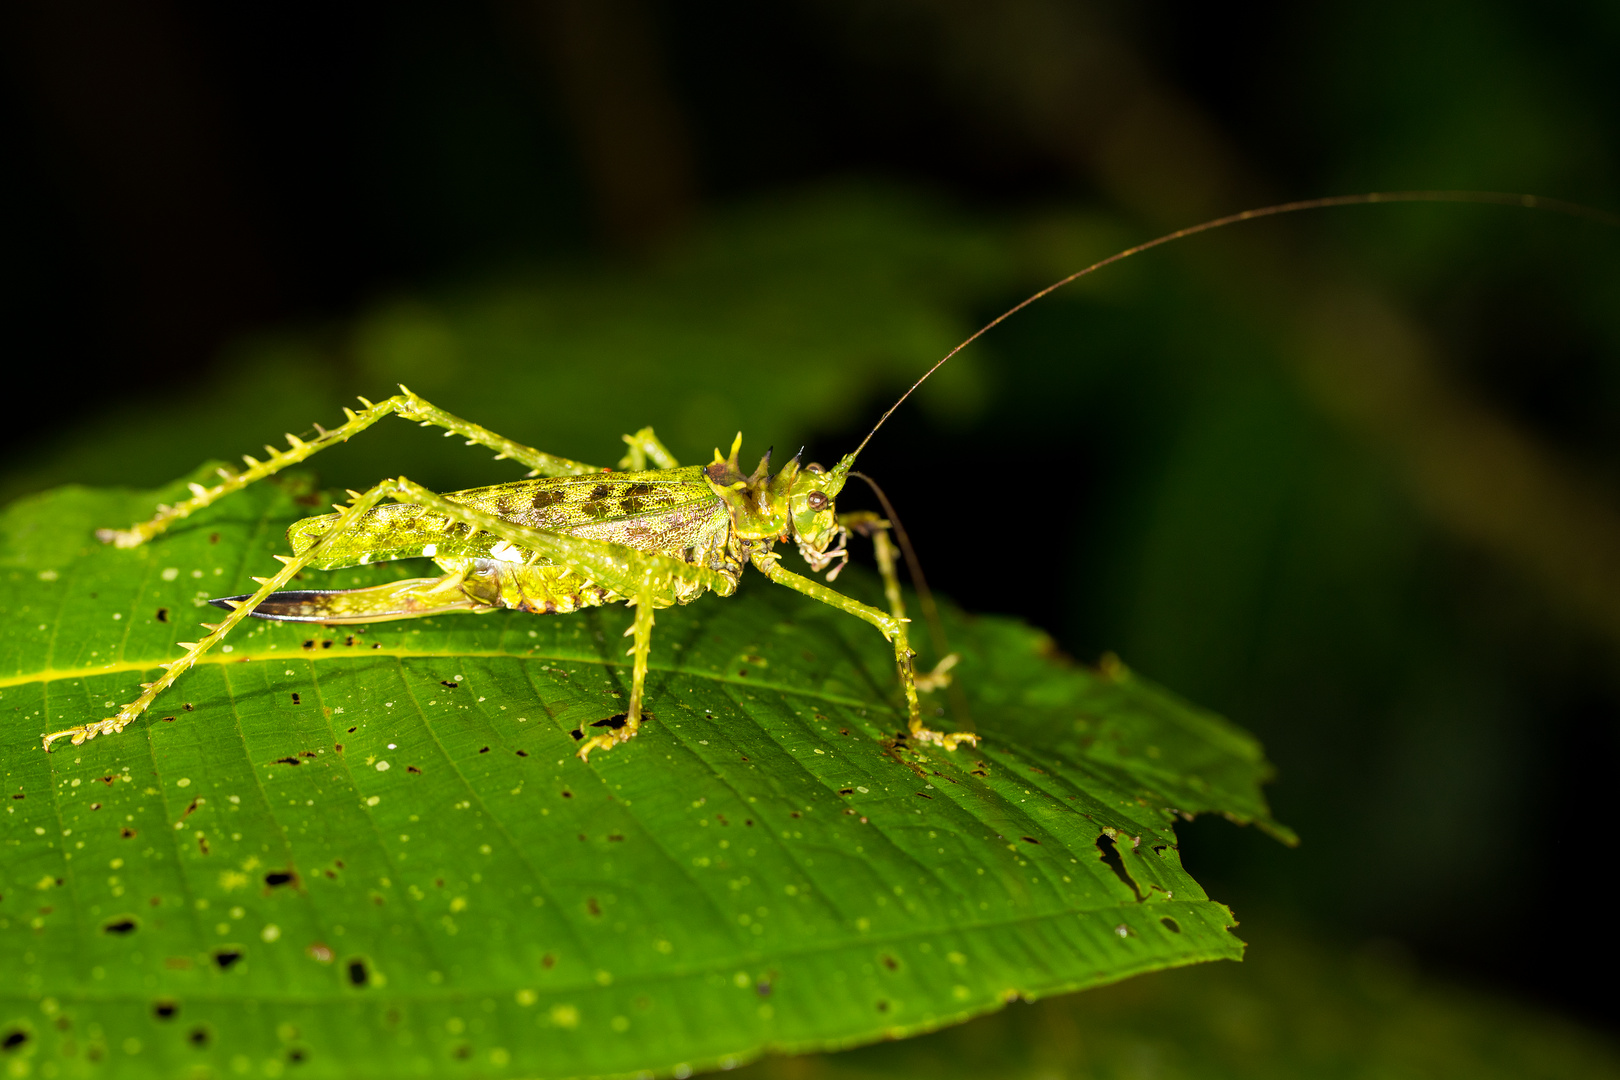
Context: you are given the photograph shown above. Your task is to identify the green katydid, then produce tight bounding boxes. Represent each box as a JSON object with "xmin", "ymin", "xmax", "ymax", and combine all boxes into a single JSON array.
[{"xmin": 45, "ymin": 190, "xmax": 1613, "ymax": 759}]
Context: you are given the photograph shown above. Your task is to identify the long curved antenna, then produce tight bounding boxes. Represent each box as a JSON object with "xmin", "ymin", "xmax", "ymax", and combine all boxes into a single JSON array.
[{"xmin": 849, "ymin": 190, "xmax": 1620, "ymax": 460}]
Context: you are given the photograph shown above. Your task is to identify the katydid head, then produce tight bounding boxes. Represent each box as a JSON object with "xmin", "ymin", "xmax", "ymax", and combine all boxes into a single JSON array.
[{"xmin": 787, "ymin": 452, "xmax": 856, "ymax": 571}]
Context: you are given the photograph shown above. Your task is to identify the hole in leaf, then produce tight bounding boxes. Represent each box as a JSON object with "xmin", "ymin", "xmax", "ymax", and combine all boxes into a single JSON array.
[
  {"xmin": 264, "ymin": 871, "xmax": 296, "ymax": 888},
  {"xmin": 1095, "ymin": 834, "xmax": 1144, "ymax": 901},
  {"xmin": 103, "ymin": 917, "xmax": 138, "ymax": 935},
  {"xmin": 2, "ymin": 1030, "xmax": 29, "ymax": 1052},
  {"xmin": 1160, "ymin": 916, "xmax": 1182, "ymax": 933},
  {"xmin": 569, "ymin": 728, "xmax": 584, "ymax": 740},
  {"xmin": 272, "ymin": 757, "xmax": 301, "ymax": 766},
  {"xmin": 440, "ymin": 681, "xmax": 457, "ymax": 689},
  {"xmin": 593, "ymin": 713, "xmax": 629, "ymax": 730},
  {"xmin": 478, "ymin": 746, "xmax": 490, "ymax": 754},
  {"xmin": 515, "ymin": 750, "xmax": 528, "ymax": 757},
  {"xmin": 213, "ymin": 949, "xmax": 243, "ymax": 970},
  {"xmin": 347, "ymin": 959, "xmax": 369, "ymax": 987},
  {"xmin": 121, "ymin": 827, "xmax": 137, "ymax": 838},
  {"xmin": 152, "ymin": 1001, "xmax": 178, "ymax": 1020},
  {"xmin": 291, "ymin": 693, "xmax": 301, "ymax": 705},
  {"xmin": 156, "ymin": 608, "xmax": 170, "ymax": 623}
]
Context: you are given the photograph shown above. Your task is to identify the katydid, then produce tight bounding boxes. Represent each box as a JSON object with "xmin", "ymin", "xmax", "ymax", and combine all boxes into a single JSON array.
[{"xmin": 46, "ymin": 190, "xmax": 1612, "ymax": 759}]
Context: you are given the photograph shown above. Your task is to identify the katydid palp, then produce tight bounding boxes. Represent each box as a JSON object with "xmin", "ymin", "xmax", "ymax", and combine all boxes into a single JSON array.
[{"xmin": 44, "ymin": 190, "xmax": 1614, "ymax": 759}]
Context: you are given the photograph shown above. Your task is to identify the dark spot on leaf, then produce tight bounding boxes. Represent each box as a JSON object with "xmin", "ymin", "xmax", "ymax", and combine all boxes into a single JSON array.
[
  {"xmin": 208, "ymin": 533, "xmax": 220, "ymax": 545},
  {"xmin": 334, "ymin": 743, "xmax": 344, "ymax": 753},
  {"xmin": 406, "ymin": 765, "xmax": 420, "ymax": 774},
  {"xmin": 347, "ymin": 726, "xmax": 357, "ymax": 733},
  {"xmin": 716, "ymin": 813, "xmax": 729, "ymax": 826},
  {"xmin": 302, "ymin": 640, "xmax": 315, "ymax": 651},
  {"xmin": 188, "ymin": 1027, "xmax": 210, "ymax": 1047},
  {"xmin": 103, "ymin": 918, "xmax": 137, "ymax": 935},
  {"xmin": 585, "ymin": 897, "xmax": 602, "ymax": 917},
  {"xmin": 153, "ymin": 1001, "xmax": 178, "ymax": 1020},
  {"xmin": 9, "ymin": 794, "xmax": 21, "ymax": 800},
  {"xmin": 1095, "ymin": 834, "xmax": 1144, "ymax": 902},
  {"xmin": 1160, "ymin": 916, "xmax": 1182, "ymax": 933},
  {"xmin": 272, "ymin": 757, "xmax": 301, "ymax": 766},
  {"xmin": 156, "ymin": 608, "xmax": 169, "ymax": 623},
  {"xmin": 161, "ymin": 716, "xmax": 175, "ymax": 723},
  {"xmin": 578, "ymin": 833, "xmax": 587, "ymax": 842},
  {"xmin": 213, "ymin": 949, "xmax": 243, "ymax": 970},
  {"xmin": 739, "ymin": 755, "xmax": 749, "ymax": 762},
  {"xmin": 183, "ymin": 799, "xmax": 199, "ymax": 816},
  {"xmin": 608, "ymin": 833, "xmax": 624, "ymax": 841},
  {"xmin": 288, "ymin": 1048, "xmax": 306, "ymax": 1064},
  {"xmin": 970, "ymin": 769, "xmax": 988, "ymax": 777},
  {"xmin": 197, "ymin": 837, "xmax": 209, "ymax": 854},
  {"xmin": 561, "ymin": 789, "xmax": 573, "ymax": 798},
  {"xmin": 880, "ymin": 954, "xmax": 898, "ymax": 970},
  {"xmin": 914, "ymin": 792, "xmax": 933, "ymax": 800},
  {"xmin": 183, "ymin": 703, "xmax": 194, "ymax": 711},
  {"xmin": 478, "ymin": 746, "xmax": 489, "ymax": 754},
  {"xmin": 737, "ymin": 669, "xmax": 748, "ymax": 677},
  {"xmin": 515, "ymin": 749, "xmax": 528, "ymax": 757},
  {"xmin": 150, "ymin": 896, "xmax": 161, "ymax": 906},
  {"xmin": 3, "ymin": 1030, "xmax": 29, "ymax": 1052},
  {"xmin": 1021, "ymin": 836, "xmax": 1040, "ymax": 845},
  {"xmin": 876, "ymin": 1000, "xmax": 889, "ymax": 1012},
  {"xmin": 264, "ymin": 871, "xmax": 296, "ymax": 888},
  {"xmin": 347, "ymin": 958, "xmax": 369, "ymax": 986},
  {"xmin": 291, "ymin": 693, "xmax": 301, "ymax": 705},
  {"xmin": 744, "ymin": 819, "xmax": 753, "ymax": 827},
  {"xmin": 542, "ymin": 953, "xmax": 555, "ymax": 969},
  {"xmin": 789, "ymin": 811, "xmax": 800, "ymax": 818},
  {"xmin": 321, "ymin": 640, "xmax": 332, "ymax": 649}
]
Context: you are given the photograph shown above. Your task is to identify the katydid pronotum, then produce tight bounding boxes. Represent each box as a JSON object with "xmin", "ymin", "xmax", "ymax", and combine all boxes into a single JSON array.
[{"xmin": 44, "ymin": 191, "xmax": 1612, "ymax": 759}]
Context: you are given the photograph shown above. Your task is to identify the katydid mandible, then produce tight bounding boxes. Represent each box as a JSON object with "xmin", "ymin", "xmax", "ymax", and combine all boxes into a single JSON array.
[{"xmin": 45, "ymin": 190, "xmax": 1614, "ymax": 759}]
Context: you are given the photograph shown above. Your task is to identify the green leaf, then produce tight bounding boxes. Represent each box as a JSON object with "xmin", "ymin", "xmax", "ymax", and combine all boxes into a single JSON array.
[
  {"xmin": 0, "ymin": 471, "xmax": 1284, "ymax": 1079},
  {"xmin": 732, "ymin": 924, "xmax": 1620, "ymax": 1080}
]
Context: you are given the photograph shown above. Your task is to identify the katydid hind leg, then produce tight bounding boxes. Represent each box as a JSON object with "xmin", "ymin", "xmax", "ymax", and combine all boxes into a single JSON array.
[{"xmin": 98, "ymin": 388, "xmax": 603, "ymax": 549}]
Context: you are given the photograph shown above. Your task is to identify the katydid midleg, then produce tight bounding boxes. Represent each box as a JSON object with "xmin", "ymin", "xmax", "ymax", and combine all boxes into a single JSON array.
[{"xmin": 46, "ymin": 190, "xmax": 1613, "ymax": 759}]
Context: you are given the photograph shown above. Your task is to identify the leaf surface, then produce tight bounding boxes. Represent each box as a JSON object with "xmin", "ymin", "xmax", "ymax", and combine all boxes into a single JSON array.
[{"xmin": 0, "ymin": 472, "xmax": 1284, "ymax": 1079}]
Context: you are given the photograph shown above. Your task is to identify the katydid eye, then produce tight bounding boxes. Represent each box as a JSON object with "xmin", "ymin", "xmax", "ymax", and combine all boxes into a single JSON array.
[
  {"xmin": 806, "ymin": 491, "xmax": 829, "ymax": 510},
  {"xmin": 805, "ymin": 463, "xmax": 825, "ymax": 474}
]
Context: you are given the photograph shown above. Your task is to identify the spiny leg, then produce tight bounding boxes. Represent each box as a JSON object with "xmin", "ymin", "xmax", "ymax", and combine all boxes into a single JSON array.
[
  {"xmin": 98, "ymin": 386, "xmax": 605, "ymax": 549},
  {"xmin": 51, "ymin": 476, "xmax": 734, "ymax": 751},
  {"xmin": 45, "ymin": 479, "xmax": 404, "ymax": 749},
  {"xmin": 617, "ymin": 427, "xmax": 682, "ymax": 470},
  {"xmin": 577, "ymin": 592, "xmax": 656, "ymax": 762},
  {"xmin": 749, "ymin": 551, "xmax": 977, "ymax": 751},
  {"xmin": 836, "ymin": 510, "xmax": 957, "ymax": 693}
]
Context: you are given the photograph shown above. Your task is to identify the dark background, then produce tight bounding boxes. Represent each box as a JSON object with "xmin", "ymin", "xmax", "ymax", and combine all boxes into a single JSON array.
[{"xmin": 5, "ymin": 0, "xmax": 1619, "ymax": 1037}]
